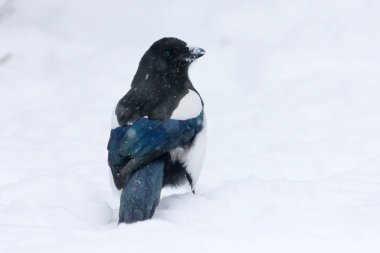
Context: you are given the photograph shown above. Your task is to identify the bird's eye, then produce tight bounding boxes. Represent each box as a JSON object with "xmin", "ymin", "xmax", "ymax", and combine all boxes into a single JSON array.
[{"xmin": 162, "ymin": 51, "xmax": 171, "ymax": 58}]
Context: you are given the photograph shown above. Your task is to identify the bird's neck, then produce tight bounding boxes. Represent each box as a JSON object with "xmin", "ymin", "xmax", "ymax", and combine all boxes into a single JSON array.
[{"xmin": 132, "ymin": 67, "xmax": 192, "ymax": 93}]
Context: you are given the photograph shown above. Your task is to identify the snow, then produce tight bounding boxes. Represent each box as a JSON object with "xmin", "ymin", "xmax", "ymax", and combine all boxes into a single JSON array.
[
  {"xmin": 110, "ymin": 107, "xmax": 119, "ymax": 129},
  {"xmin": 1, "ymin": 0, "xmax": 380, "ymax": 252}
]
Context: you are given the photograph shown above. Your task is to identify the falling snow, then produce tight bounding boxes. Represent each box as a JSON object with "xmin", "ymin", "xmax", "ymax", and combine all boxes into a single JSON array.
[{"xmin": 1, "ymin": 0, "xmax": 380, "ymax": 252}]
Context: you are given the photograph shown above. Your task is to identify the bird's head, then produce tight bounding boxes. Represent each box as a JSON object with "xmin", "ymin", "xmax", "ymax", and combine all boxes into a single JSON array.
[{"xmin": 136, "ymin": 37, "xmax": 205, "ymax": 80}]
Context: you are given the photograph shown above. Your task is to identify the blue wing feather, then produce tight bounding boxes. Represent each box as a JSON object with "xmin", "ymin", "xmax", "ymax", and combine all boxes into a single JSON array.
[
  {"xmin": 107, "ymin": 111, "xmax": 204, "ymax": 189},
  {"xmin": 107, "ymin": 125, "xmax": 131, "ymax": 189}
]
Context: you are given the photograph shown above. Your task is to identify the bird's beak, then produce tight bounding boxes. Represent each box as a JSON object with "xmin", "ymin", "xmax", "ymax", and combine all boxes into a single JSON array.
[{"xmin": 181, "ymin": 47, "xmax": 205, "ymax": 62}]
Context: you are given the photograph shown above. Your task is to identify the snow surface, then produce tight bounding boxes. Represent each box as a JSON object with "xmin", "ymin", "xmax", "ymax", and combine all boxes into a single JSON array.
[{"xmin": 1, "ymin": 0, "xmax": 380, "ymax": 252}]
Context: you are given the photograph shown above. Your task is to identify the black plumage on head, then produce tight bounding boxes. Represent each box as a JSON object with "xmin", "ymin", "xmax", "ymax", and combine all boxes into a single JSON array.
[{"xmin": 116, "ymin": 37, "xmax": 205, "ymax": 124}]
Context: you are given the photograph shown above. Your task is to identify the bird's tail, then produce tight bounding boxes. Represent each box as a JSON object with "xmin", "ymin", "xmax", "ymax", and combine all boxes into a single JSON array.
[{"xmin": 119, "ymin": 158, "xmax": 164, "ymax": 224}]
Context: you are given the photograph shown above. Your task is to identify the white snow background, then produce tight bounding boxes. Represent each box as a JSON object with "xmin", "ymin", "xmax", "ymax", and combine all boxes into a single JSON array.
[{"xmin": 1, "ymin": 0, "xmax": 380, "ymax": 252}]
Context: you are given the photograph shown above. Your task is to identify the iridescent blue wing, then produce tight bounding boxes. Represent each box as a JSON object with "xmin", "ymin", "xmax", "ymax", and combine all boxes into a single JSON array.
[{"xmin": 107, "ymin": 111, "xmax": 204, "ymax": 190}]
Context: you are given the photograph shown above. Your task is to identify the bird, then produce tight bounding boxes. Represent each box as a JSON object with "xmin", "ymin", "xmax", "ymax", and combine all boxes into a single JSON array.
[{"xmin": 107, "ymin": 37, "xmax": 207, "ymax": 224}]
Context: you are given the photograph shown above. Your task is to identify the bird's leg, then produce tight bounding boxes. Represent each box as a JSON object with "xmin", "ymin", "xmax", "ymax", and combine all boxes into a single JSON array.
[{"xmin": 185, "ymin": 172, "xmax": 195, "ymax": 194}]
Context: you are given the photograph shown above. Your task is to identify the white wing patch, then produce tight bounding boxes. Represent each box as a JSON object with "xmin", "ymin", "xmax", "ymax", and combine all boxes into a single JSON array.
[{"xmin": 171, "ymin": 90, "xmax": 203, "ymax": 120}]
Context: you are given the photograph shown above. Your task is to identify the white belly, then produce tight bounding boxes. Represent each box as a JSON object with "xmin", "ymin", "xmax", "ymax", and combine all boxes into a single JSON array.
[
  {"xmin": 184, "ymin": 117, "xmax": 207, "ymax": 189},
  {"xmin": 170, "ymin": 89, "xmax": 206, "ymax": 189},
  {"xmin": 170, "ymin": 116, "xmax": 207, "ymax": 190}
]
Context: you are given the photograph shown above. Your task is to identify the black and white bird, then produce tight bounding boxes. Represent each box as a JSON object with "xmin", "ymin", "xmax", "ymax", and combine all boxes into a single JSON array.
[{"xmin": 107, "ymin": 37, "xmax": 207, "ymax": 223}]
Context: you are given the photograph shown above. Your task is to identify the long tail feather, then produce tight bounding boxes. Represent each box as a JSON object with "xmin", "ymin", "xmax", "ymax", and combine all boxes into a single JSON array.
[{"xmin": 118, "ymin": 158, "xmax": 164, "ymax": 224}]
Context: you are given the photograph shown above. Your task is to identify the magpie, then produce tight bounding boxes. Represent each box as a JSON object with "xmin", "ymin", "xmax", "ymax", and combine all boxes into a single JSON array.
[{"xmin": 107, "ymin": 37, "xmax": 207, "ymax": 223}]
